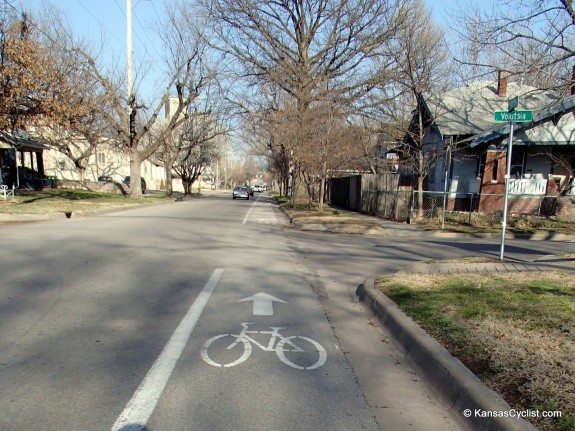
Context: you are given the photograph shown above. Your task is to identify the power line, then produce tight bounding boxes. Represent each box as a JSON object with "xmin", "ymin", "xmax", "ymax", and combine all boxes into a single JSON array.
[
  {"xmin": 75, "ymin": 0, "xmax": 125, "ymax": 47},
  {"xmin": 112, "ymin": 0, "xmax": 148, "ymax": 54},
  {"xmin": 150, "ymin": 0, "xmax": 162, "ymax": 24},
  {"xmin": 132, "ymin": 7, "xmax": 163, "ymax": 59}
]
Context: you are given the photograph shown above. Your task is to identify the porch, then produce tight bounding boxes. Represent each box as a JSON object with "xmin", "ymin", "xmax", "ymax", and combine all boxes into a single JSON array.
[{"xmin": 0, "ymin": 131, "xmax": 47, "ymax": 190}]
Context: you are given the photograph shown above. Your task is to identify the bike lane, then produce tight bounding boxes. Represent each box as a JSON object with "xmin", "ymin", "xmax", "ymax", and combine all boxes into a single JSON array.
[{"xmin": 141, "ymin": 266, "xmax": 379, "ymax": 431}]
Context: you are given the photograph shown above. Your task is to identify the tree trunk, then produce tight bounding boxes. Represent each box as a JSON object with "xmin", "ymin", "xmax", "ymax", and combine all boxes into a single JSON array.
[
  {"xmin": 129, "ymin": 150, "xmax": 143, "ymax": 198},
  {"xmin": 164, "ymin": 161, "xmax": 174, "ymax": 196},
  {"xmin": 318, "ymin": 160, "xmax": 327, "ymax": 211},
  {"xmin": 78, "ymin": 166, "xmax": 86, "ymax": 184},
  {"xmin": 284, "ymin": 177, "xmax": 289, "ymax": 197}
]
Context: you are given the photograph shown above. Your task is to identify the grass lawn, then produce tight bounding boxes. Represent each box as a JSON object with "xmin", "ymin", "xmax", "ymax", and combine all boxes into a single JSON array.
[
  {"xmin": 275, "ymin": 195, "xmax": 575, "ymax": 235},
  {"xmin": 376, "ymin": 271, "xmax": 575, "ymax": 431},
  {"xmin": 0, "ymin": 189, "xmax": 177, "ymax": 215}
]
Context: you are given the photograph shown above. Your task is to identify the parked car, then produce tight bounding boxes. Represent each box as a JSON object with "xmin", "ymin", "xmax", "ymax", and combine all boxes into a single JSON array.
[
  {"xmin": 98, "ymin": 176, "xmax": 114, "ymax": 183},
  {"xmin": 123, "ymin": 176, "xmax": 147, "ymax": 194},
  {"xmin": 233, "ymin": 186, "xmax": 250, "ymax": 200}
]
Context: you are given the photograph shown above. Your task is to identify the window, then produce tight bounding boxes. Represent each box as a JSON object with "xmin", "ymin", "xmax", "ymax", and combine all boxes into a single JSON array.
[
  {"xmin": 97, "ymin": 153, "xmax": 106, "ymax": 164},
  {"xmin": 476, "ymin": 153, "xmax": 486, "ymax": 179},
  {"xmin": 492, "ymin": 159, "xmax": 498, "ymax": 182},
  {"xmin": 510, "ymin": 150, "xmax": 525, "ymax": 178},
  {"xmin": 58, "ymin": 158, "xmax": 66, "ymax": 170}
]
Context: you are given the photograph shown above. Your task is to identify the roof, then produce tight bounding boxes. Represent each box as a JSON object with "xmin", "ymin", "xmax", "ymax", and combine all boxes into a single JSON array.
[
  {"xmin": 423, "ymin": 80, "xmax": 557, "ymax": 137},
  {"xmin": 0, "ymin": 130, "xmax": 47, "ymax": 152},
  {"xmin": 466, "ymin": 94, "xmax": 575, "ymax": 148}
]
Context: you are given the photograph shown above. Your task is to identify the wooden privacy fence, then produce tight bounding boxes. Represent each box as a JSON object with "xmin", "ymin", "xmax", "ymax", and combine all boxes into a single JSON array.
[
  {"xmin": 330, "ymin": 173, "xmax": 575, "ymax": 224},
  {"xmin": 329, "ymin": 174, "xmax": 412, "ymax": 221}
]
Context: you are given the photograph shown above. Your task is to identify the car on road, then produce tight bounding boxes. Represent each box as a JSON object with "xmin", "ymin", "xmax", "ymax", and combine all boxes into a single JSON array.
[
  {"xmin": 252, "ymin": 184, "xmax": 263, "ymax": 193},
  {"xmin": 123, "ymin": 176, "xmax": 147, "ymax": 194},
  {"xmin": 233, "ymin": 186, "xmax": 250, "ymax": 200},
  {"xmin": 97, "ymin": 176, "xmax": 114, "ymax": 183}
]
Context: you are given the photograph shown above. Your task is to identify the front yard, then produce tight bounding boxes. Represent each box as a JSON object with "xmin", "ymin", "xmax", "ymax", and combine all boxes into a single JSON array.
[
  {"xmin": 376, "ymin": 271, "xmax": 575, "ymax": 431},
  {"xmin": 0, "ymin": 189, "xmax": 176, "ymax": 216}
]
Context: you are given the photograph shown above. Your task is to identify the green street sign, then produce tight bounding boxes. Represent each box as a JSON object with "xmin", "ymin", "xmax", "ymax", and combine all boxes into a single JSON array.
[{"xmin": 494, "ymin": 110, "xmax": 533, "ymax": 122}]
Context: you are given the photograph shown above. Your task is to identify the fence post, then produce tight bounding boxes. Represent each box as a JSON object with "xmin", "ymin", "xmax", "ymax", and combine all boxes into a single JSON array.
[
  {"xmin": 409, "ymin": 190, "xmax": 414, "ymax": 224},
  {"xmin": 468, "ymin": 193, "xmax": 473, "ymax": 225},
  {"xmin": 441, "ymin": 189, "xmax": 447, "ymax": 230}
]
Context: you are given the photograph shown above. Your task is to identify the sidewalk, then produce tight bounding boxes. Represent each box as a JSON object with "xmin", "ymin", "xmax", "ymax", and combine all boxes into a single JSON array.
[
  {"xmin": 287, "ymin": 207, "xmax": 575, "ymax": 242},
  {"xmin": 290, "ymin": 205, "xmax": 573, "ymax": 430}
]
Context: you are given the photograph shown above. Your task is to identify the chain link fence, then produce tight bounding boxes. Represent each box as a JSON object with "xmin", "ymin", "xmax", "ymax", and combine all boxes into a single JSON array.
[{"xmin": 409, "ymin": 191, "xmax": 575, "ymax": 227}]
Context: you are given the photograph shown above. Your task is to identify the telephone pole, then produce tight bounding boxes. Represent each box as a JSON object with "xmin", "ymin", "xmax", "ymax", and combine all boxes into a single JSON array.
[{"xmin": 126, "ymin": 0, "xmax": 133, "ymax": 101}]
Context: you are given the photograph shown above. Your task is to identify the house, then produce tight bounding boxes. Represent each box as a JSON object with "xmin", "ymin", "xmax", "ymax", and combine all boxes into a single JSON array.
[
  {"xmin": 410, "ymin": 71, "xmax": 574, "ymax": 216},
  {"xmin": 38, "ymin": 98, "xmax": 194, "ymax": 193},
  {"xmin": 0, "ymin": 130, "xmax": 48, "ymax": 190}
]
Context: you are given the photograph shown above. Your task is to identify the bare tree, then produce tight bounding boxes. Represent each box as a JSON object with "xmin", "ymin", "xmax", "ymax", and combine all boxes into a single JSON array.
[
  {"xmin": 379, "ymin": 0, "xmax": 451, "ymax": 213},
  {"xmin": 200, "ymin": 0, "xmax": 412, "ymax": 194},
  {"xmin": 453, "ymin": 0, "xmax": 575, "ymax": 94},
  {"xmin": 173, "ymin": 125, "xmax": 223, "ymax": 194},
  {"xmin": 156, "ymin": 92, "xmax": 229, "ymax": 195},
  {"xmin": 271, "ymin": 99, "xmax": 364, "ymax": 209},
  {"xmin": 67, "ymin": 1, "xmax": 214, "ymax": 198}
]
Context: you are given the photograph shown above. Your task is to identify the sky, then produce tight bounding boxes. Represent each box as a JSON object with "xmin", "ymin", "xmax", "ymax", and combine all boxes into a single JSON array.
[
  {"xmin": 9, "ymin": 0, "xmax": 490, "ymax": 102},
  {"xmin": 11, "ymin": 0, "xmax": 173, "ymax": 103}
]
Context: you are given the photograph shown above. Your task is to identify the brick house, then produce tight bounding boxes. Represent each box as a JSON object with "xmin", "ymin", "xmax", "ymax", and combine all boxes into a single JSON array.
[{"xmin": 408, "ymin": 71, "xmax": 575, "ymax": 217}]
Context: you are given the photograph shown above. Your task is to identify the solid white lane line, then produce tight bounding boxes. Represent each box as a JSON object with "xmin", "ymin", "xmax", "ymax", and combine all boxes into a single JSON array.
[
  {"xmin": 242, "ymin": 198, "xmax": 258, "ymax": 224},
  {"xmin": 111, "ymin": 268, "xmax": 224, "ymax": 431}
]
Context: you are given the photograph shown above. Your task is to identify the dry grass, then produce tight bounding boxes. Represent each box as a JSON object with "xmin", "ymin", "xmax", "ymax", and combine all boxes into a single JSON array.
[
  {"xmin": 283, "ymin": 203, "xmax": 381, "ymax": 227},
  {"xmin": 376, "ymin": 271, "xmax": 575, "ymax": 431},
  {"xmin": 0, "ymin": 189, "xmax": 174, "ymax": 215}
]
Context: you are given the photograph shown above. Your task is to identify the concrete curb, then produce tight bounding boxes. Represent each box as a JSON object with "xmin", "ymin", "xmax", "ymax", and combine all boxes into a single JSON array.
[
  {"xmin": 0, "ymin": 201, "xmax": 176, "ymax": 223},
  {"xmin": 289, "ymin": 219, "xmax": 575, "ymax": 241},
  {"xmin": 357, "ymin": 280, "xmax": 538, "ymax": 431}
]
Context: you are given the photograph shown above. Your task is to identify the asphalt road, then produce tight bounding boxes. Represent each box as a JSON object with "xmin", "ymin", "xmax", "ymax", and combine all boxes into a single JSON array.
[
  {"xmin": 0, "ymin": 193, "xmax": 378, "ymax": 431},
  {"xmin": 2, "ymin": 192, "xmax": 572, "ymax": 431}
]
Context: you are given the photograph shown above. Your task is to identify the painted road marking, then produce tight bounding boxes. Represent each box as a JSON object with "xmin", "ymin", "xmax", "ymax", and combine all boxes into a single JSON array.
[
  {"xmin": 239, "ymin": 292, "xmax": 287, "ymax": 316},
  {"xmin": 111, "ymin": 268, "xmax": 223, "ymax": 431},
  {"xmin": 201, "ymin": 323, "xmax": 327, "ymax": 370},
  {"xmin": 242, "ymin": 196, "xmax": 260, "ymax": 224}
]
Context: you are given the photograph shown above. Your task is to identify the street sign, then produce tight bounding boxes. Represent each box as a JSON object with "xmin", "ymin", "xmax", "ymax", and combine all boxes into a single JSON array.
[
  {"xmin": 508, "ymin": 96, "xmax": 518, "ymax": 111},
  {"xmin": 494, "ymin": 110, "xmax": 532, "ymax": 122}
]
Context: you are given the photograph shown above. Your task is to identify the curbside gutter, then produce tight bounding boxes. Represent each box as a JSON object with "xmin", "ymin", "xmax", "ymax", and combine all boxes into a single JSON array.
[{"xmin": 357, "ymin": 280, "xmax": 538, "ymax": 431}]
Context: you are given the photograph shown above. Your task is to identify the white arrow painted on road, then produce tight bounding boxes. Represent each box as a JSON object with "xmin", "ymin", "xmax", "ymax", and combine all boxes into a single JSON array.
[{"xmin": 239, "ymin": 293, "xmax": 287, "ymax": 316}]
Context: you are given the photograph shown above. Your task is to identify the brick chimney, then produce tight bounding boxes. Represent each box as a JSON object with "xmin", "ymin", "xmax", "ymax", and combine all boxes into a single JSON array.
[{"xmin": 497, "ymin": 70, "xmax": 508, "ymax": 97}]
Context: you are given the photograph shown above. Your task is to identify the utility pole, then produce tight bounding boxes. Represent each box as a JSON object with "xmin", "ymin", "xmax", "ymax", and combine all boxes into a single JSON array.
[{"xmin": 126, "ymin": 0, "xmax": 133, "ymax": 101}]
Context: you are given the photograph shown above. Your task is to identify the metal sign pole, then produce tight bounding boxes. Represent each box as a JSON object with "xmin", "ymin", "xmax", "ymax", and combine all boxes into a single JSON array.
[
  {"xmin": 441, "ymin": 145, "xmax": 451, "ymax": 230},
  {"xmin": 499, "ymin": 121, "xmax": 514, "ymax": 260}
]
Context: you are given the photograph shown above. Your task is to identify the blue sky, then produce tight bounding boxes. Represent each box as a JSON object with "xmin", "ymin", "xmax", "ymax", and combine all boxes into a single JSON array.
[
  {"xmin": 12, "ymin": 0, "xmax": 489, "ymax": 102},
  {"xmin": 18, "ymin": 0, "xmax": 166, "ymax": 58}
]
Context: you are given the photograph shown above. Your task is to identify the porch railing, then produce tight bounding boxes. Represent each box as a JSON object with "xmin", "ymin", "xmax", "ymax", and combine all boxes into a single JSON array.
[{"xmin": 508, "ymin": 179, "xmax": 547, "ymax": 195}]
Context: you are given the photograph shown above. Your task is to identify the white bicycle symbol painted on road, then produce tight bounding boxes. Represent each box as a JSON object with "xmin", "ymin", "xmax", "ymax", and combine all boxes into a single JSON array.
[{"xmin": 201, "ymin": 323, "xmax": 327, "ymax": 370}]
